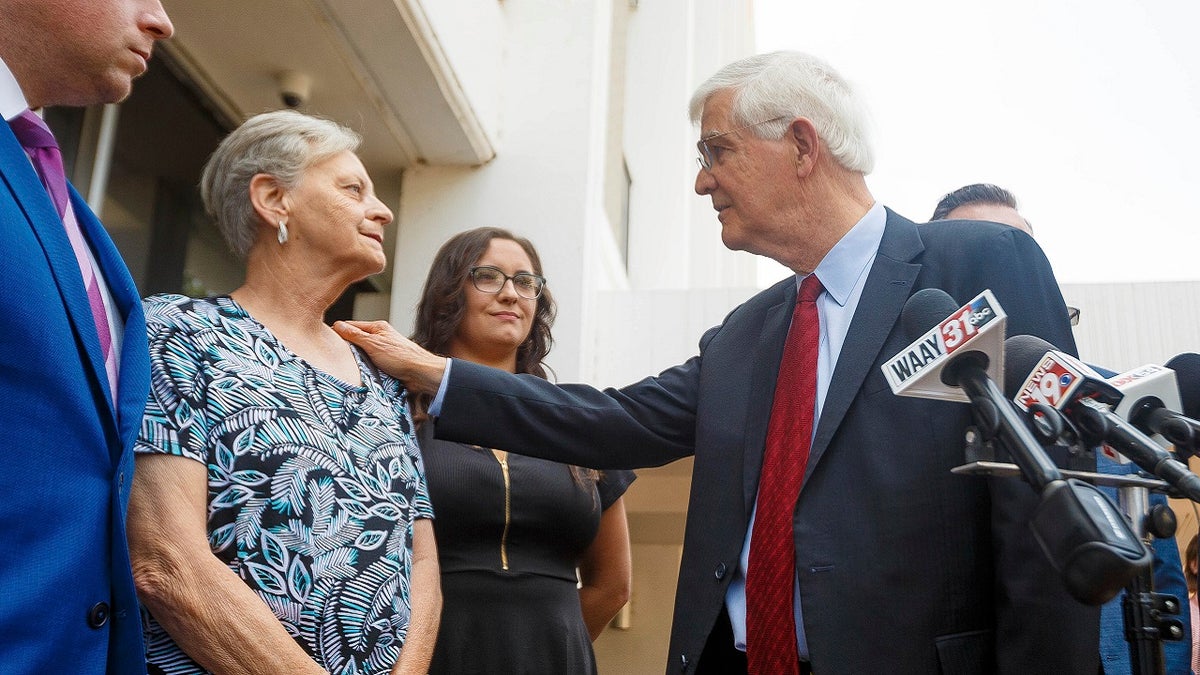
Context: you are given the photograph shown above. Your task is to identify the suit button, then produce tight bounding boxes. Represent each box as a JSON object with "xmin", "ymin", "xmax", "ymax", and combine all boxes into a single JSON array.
[
  {"xmin": 714, "ymin": 562, "xmax": 728, "ymax": 580},
  {"xmin": 679, "ymin": 654, "xmax": 689, "ymax": 672},
  {"xmin": 87, "ymin": 602, "xmax": 110, "ymax": 628}
]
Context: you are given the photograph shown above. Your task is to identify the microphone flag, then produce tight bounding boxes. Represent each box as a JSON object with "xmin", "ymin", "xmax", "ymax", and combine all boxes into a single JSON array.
[{"xmin": 883, "ymin": 289, "xmax": 1005, "ymax": 403}]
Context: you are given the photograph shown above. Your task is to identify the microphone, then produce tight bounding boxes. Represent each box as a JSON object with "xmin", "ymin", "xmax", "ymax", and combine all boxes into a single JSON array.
[
  {"xmin": 888, "ymin": 291, "xmax": 1149, "ymax": 604},
  {"xmin": 887, "ymin": 289, "xmax": 1067, "ymax": 489},
  {"xmin": 1166, "ymin": 353, "xmax": 1200, "ymax": 422},
  {"xmin": 883, "ymin": 288, "xmax": 1007, "ymax": 404},
  {"xmin": 1007, "ymin": 336, "xmax": 1200, "ymax": 502},
  {"xmin": 1129, "ymin": 353, "xmax": 1200, "ymax": 457},
  {"xmin": 1108, "ymin": 363, "xmax": 1198, "ymax": 457}
]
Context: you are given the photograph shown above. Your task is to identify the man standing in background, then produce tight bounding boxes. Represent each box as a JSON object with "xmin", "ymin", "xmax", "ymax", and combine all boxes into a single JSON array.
[
  {"xmin": 933, "ymin": 182, "xmax": 1192, "ymax": 674},
  {"xmin": 932, "ymin": 183, "xmax": 1033, "ymax": 235},
  {"xmin": 0, "ymin": 1, "xmax": 173, "ymax": 672}
]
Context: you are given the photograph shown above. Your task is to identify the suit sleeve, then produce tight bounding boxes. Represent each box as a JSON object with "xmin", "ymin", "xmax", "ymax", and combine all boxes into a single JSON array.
[
  {"xmin": 998, "ymin": 229, "xmax": 1077, "ymax": 354},
  {"xmin": 433, "ymin": 326, "xmax": 730, "ymax": 470},
  {"xmin": 949, "ymin": 225, "xmax": 1099, "ymax": 671}
]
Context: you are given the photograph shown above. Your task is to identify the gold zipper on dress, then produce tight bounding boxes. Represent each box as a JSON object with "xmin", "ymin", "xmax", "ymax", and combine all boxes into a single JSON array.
[{"xmin": 494, "ymin": 451, "xmax": 512, "ymax": 571}]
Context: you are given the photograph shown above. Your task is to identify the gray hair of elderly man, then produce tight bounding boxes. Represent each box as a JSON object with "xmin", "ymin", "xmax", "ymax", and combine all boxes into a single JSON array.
[
  {"xmin": 200, "ymin": 109, "xmax": 361, "ymax": 259},
  {"xmin": 688, "ymin": 51, "xmax": 876, "ymax": 175}
]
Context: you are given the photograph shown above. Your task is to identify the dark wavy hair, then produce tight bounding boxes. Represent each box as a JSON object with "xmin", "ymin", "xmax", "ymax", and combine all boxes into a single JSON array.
[
  {"xmin": 411, "ymin": 227, "xmax": 598, "ymax": 491},
  {"xmin": 412, "ymin": 227, "xmax": 556, "ymax": 378}
]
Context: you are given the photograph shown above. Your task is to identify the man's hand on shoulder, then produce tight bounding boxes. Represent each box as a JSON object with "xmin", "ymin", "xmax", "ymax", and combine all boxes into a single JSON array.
[{"xmin": 333, "ymin": 320, "xmax": 448, "ymax": 394}]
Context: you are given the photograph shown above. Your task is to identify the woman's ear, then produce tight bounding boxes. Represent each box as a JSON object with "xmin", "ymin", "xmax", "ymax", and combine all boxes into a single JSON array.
[
  {"xmin": 788, "ymin": 117, "xmax": 821, "ymax": 178},
  {"xmin": 249, "ymin": 173, "xmax": 289, "ymax": 230}
]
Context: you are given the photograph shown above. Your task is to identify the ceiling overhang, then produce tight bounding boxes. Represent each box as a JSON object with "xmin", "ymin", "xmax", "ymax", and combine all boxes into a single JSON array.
[{"xmin": 160, "ymin": 0, "xmax": 497, "ymax": 173}]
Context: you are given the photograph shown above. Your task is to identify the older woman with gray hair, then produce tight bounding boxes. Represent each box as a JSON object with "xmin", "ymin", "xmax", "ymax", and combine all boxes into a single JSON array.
[{"xmin": 127, "ymin": 110, "xmax": 439, "ymax": 675}]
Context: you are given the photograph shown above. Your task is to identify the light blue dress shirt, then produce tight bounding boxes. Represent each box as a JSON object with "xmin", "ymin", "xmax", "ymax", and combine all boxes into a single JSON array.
[{"xmin": 726, "ymin": 202, "xmax": 886, "ymax": 658}]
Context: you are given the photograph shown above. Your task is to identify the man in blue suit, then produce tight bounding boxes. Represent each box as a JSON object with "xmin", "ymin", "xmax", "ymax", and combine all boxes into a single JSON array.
[
  {"xmin": 338, "ymin": 51, "xmax": 1098, "ymax": 673},
  {"xmin": 0, "ymin": 1, "xmax": 173, "ymax": 672}
]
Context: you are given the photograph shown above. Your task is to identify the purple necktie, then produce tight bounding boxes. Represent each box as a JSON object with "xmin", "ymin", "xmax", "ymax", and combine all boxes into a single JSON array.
[{"xmin": 10, "ymin": 110, "xmax": 116, "ymax": 396}]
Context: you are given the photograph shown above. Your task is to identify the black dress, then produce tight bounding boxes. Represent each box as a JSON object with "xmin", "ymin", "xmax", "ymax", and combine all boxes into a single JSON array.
[{"xmin": 419, "ymin": 425, "xmax": 635, "ymax": 674}]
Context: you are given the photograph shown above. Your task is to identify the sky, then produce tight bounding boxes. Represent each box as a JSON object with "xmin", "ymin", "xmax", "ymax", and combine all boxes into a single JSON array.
[{"xmin": 753, "ymin": 0, "xmax": 1200, "ymax": 285}]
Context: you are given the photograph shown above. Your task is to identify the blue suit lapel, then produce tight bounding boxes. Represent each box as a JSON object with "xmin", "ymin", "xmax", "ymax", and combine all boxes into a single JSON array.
[
  {"xmin": 70, "ymin": 186, "xmax": 150, "ymax": 456},
  {"xmin": 0, "ymin": 121, "xmax": 133, "ymax": 449},
  {"xmin": 805, "ymin": 210, "xmax": 924, "ymax": 482},
  {"xmin": 742, "ymin": 280, "xmax": 796, "ymax": 516}
]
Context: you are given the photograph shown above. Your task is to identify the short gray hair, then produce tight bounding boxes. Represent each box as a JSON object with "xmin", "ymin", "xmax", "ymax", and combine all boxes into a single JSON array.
[
  {"xmin": 688, "ymin": 51, "xmax": 874, "ymax": 174},
  {"xmin": 200, "ymin": 109, "xmax": 362, "ymax": 258}
]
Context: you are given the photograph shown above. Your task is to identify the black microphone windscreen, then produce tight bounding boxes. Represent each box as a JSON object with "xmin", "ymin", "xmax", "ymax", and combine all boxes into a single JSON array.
[
  {"xmin": 1165, "ymin": 353, "xmax": 1200, "ymax": 419},
  {"xmin": 900, "ymin": 288, "xmax": 959, "ymax": 340},
  {"xmin": 1003, "ymin": 335, "xmax": 1057, "ymax": 399}
]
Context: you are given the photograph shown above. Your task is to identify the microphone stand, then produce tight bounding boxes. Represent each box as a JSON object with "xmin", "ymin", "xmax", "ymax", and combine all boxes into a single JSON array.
[
  {"xmin": 953, "ymin": 444, "xmax": 1183, "ymax": 675},
  {"xmin": 1115, "ymin": 478, "xmax": 1183, "ymax": 675}
]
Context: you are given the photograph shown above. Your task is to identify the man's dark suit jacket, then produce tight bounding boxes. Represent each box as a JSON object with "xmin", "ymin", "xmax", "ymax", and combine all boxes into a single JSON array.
[
  {"xmin": 0, "ymin": 118, "xmax": 150, "ymax": 674},
  {"xmin": 435, "ymin": 209, "xmax": 1099, "ymax": 674}
]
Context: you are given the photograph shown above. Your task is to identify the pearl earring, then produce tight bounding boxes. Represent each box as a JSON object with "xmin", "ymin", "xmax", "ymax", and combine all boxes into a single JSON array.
[{"xmin": 277, "ymin": 220, "xmax": 289, "ymax": 245}]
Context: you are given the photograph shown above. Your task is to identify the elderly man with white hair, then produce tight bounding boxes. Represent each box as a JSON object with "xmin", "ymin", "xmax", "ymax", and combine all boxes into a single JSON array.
[{"xmin": 337, "ymin": 51, "xmax": 1097, "ymax": 674}]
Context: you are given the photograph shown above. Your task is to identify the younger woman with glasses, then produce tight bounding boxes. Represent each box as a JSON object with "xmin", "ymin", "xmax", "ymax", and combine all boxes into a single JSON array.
[{"xmin": 411, "ymin": 227, "xmax": 634, "ymax": 674}]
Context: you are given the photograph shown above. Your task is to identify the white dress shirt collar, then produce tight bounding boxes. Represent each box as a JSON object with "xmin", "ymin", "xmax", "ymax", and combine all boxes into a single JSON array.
[
  {"xmin": 807, "ymin": 200, "xmax": 887, "ymax": 306},
  {"xmin": 0, "ymin": 56, "xmax": 31, "ymax": 121}
]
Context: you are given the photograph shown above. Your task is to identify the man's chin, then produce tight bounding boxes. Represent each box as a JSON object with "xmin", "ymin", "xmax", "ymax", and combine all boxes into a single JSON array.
[
  {"xmin": 56, "ymin": 79, "xmax": 133, "ymax": 108},
  {"xmin": 719, "ymin": 225, "xmax": 747, "ymax": 254},
  {"xmin": 92, "ymin": 71, "xmax": 137, "ymax": 105},
  {"xmin": 102, "ymin": 80, "xmax": 136, "ymax": 105}
]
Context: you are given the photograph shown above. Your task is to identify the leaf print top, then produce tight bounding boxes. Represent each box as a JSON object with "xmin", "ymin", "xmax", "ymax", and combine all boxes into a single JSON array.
[{"xmin": 136, "ymin": 294, "xmax": 434, "ymax": 675}]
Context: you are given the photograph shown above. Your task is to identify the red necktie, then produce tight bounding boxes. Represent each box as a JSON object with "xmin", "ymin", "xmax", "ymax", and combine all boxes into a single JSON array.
[
  {"xmin": 747, "ymin": 273, "xmax": 822, "ymax": 675},
  {"xmin": 9, "ymin": 110, "xmax": 116, "ymax": 395}
]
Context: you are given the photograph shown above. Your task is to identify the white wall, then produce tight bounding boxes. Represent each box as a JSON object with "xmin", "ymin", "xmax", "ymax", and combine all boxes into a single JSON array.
[
  {"xmin": 391, "ymin": 0, "xmax": 617, "ymax": 380},
  {"xmin": 390, "ymin": 0, "xmax": 756, "ymax": 382},
  {"xmin": 621, "ymin": 0, "xmax": 760, "ymax": 292},
  {"xmin": 1064, "ymin": 281, "xmax": 1200, "ymax": 373},
  {"xmin": 412, "ymin": 0, "xmax": 505, "ymax": 145},
  {"xmin": 588, "ymin": 287, "xmax": 761, "ymax": 388}
]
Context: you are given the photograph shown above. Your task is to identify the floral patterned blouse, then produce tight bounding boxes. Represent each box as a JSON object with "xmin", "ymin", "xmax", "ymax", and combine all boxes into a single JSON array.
[{"xmin": 136, "ymin": 294, "xmax": 434, "ymax": 675}]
